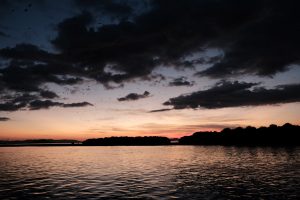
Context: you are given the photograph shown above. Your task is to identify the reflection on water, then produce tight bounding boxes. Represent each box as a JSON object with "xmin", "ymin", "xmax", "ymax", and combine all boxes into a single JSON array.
[{"xmin": 0, "ymin": 146, "xmax": 299, "ymax": 199}]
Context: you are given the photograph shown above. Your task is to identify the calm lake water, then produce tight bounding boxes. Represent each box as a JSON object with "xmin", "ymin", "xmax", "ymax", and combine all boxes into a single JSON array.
[{"xmin": 0, "ymin": 146, "xmax": 299, "ymax": 200}]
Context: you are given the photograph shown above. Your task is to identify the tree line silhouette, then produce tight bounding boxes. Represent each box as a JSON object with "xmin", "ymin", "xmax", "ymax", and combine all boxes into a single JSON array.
[
  {"xmin": 1, "ymin": 123, "xmax": 298, "ymax": 146},
  {"xmin": 82, "ymin": 136, "xmax": 171, "ymax": 146},
  {"xmin": 179, "ymin": 123, "xmax": 300, "ymax": 146},
  {"xmin": 83, "ymin": 123, "xmax": 299, "ymax": 146}
]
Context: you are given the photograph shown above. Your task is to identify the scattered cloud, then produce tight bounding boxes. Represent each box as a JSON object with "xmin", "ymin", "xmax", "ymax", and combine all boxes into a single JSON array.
[
  {"xmin": 0, "ymin": 101, "xmax": 27, "ymax": 111},
  {"xmin": 63, "ymin": 101, "xmax": 93, "ymax": 108},
  {"xmin": 0, "ymin": 92, "xmax": 93, "ymax": 111},
  {"xmin": 40, "ymin": 90, "xmax": 59, "ymax": 99},
  {"xmin": 0, "ymin": 117, "xmax": 10, "ymax": 121},
  {"xmin": 118, "ymin": 91, "xmax": 150, "ymax": 101},
  {"xmin": 149, "ymin": 108, "xmax": 172, "ymax": 113},
  {"xmin": 29, "ymin": 100, "xmax": 93, "ymax": 110},
  {"xmin": 2, "ymin": 0, "xmax": 298, "ymax": 92},
  {"xmin": 1, "ymin": 1, "xmax": 300, "ymax": 82},
  {"xmin": 1, "ymin": 0, "xmax": 300, "ymax": 114},
  {"xmin": 163, "ymin": 81, "xmax": 300, "ymax": 109},
  {"xmin": 169, "ymin": 77, "xmax": 194, "ymax": 87}
]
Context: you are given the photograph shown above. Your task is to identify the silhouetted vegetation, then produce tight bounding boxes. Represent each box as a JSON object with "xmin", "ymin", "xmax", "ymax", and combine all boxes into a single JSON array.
[
  {"xmin": 179, "ymin": 123, "xmax": 300, "ymax": 146},
  {"xmin": 1, "ymin": 124, "xmax": 298, "ymax": 147},
  {"xmin": 83, "ymin": 136, "xmax": 171, "ymax": 146}
]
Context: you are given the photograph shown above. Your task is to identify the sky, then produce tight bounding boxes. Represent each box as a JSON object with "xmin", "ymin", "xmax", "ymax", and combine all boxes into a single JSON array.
[{"xmin": 0, "ymin": 0, "xmax": 300, "ymax": 140}]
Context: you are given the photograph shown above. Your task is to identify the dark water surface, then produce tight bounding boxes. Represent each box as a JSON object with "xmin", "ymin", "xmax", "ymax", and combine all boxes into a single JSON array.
[{"xmin": 0, "ymin": 146, "xmax": 299, "ymax": 200}]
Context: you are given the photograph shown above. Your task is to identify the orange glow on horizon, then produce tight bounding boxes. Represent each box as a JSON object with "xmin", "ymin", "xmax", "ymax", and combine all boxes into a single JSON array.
[{"xmin": 1, "ymin": 103, "xmax": 299, "ymax": 141}]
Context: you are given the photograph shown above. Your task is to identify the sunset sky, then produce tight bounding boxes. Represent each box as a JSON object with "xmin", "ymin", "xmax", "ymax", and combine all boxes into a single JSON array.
[{"xmin": 0, "ymin": 0, "xmax": 300, "ymax": 140}]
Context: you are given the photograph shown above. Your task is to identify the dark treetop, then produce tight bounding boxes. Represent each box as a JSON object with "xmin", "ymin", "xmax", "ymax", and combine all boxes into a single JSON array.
[
  {"xmin": 179, "ymin": 123, "xmax": 300, "ymax": 146},
  {"xmin": 83, "ymin": 136, "xmax": 171, "ymax": 146}
]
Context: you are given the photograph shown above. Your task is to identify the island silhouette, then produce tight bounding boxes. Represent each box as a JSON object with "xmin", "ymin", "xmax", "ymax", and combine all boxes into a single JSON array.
[
  {"xmin": 82, "ymin": 136, "xmax": 171, "ymax": 146},
  {"xmin": 82, "ymin": 123, "xmax": 299, "ymax": 146},
  {"xmin": 179, "ymin": 123, "xmax": 300, "ymax": 146}
]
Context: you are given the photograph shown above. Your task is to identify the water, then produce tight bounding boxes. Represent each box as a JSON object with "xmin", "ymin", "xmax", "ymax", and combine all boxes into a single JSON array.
[{"xmin": 0, "ymin": 146, "xmax": 299, "ymax": 200}]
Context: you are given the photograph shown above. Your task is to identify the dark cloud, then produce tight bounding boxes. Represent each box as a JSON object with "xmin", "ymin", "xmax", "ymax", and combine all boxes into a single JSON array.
[
  {"xmin": 29, "ymin": 100, "xmax": 62, "ymax": 110},
  {"xmin": 0, "ymin": 102, "xmax": 26, "ymax": 111},
  {"xmin": 63, "ymin": 101, "xmax": 93, "ymax": 108},
  {"xmin": 169, "ymin": 77, "xmax": 194, "ymax": 87},
  {"xmin": 163, "ymin": 81, "xmax": 300, "ymax": 109},
  {"xmin": 10, "ymin": 93, "xmax": 40, "ymax": 103},
  {"xmin": 0, "ymin": 60, "xmax": 82, "ymax": 94},
  {"xmin": 1, "ymin": 0, "xmax": 300, "ymax": 113},
  {"xmin": 0, "ymin": 51, "xmax": 90, "ymax": 113},
  {"xmin": 2, "ymin": 0, "xmax": 300, "ymax": 89},
  {"xmin": 52, "ymin": 0, "xmax": 300, "ymax": 83},
  {"xmin": 0, "ymin": 99, "xmax": 92, "ymax": 111},
  {"xmin": 29, "ymin": 100, "xmax": 93, "ymax": 110},
  {"xmin": 40, "ymin": 90, "xmax": 59, "ymax": 99},
  {"xmin": 118, "ymin": 91, "xmax": 150, "ymax": 101},
  {"xmin": 149, "ymin": 108, "xmax": 172, "ymax": 113},
  {"xmin": 196, "ymin": 0, "xmax": 300, "ymax": 77},
  {"xmin": 50, "ymin": 11, "xmax": 160, "ymax": 86},
  {"xmin": 0, "ymin": 44, "xmax": 57, "ymax": 63},
  {"xmin": 0, "ymin": 54, "xmax": 85, "ymax": 112},
  {"xmin": 0, "ymin": 92, "xmax": 92, "ymax": 111},
  {"xmin": 0, "ymin": 93, "xmax": 34, "ymax": 111},
  {"xmin": 0, "ymin": 117, "xmax": 10, "ymax": 121}
]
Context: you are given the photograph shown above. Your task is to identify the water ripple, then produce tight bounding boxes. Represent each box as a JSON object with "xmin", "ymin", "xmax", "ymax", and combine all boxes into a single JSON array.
[{"xmin": 0, "ymin": 146, "xmax": 299, "ymax": 199}]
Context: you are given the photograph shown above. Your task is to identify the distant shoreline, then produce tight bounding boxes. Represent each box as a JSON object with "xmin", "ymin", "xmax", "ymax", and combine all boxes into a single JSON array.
[
  {"xmin": 0, "ymin": 143, "xmax": 82, "ymax": 147},
  {"xmin": 1, "ymin": 123, "xmax": 299, "ymax": 147},
  {"xmin": 1, "ymin": 144, "xmax": 299, "ymax": 147}
]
